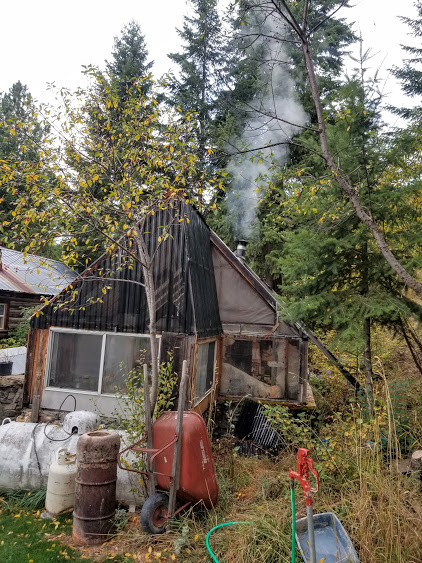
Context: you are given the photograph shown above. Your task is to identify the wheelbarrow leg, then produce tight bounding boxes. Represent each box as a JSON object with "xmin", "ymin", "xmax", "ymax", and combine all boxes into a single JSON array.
[
  {"xmin": 143, "ymin": 363, "xmax": 157, "ymax": 496},
  {"xmin": 167, "ymin": 360, "xmax": 189, "ymax": 529}
]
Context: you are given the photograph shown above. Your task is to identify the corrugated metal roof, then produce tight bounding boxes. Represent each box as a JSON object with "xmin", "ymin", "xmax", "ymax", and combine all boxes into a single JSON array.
[
  {"xmin": 31, "ymin": 202, "xmax": 222, "ymax": 338},
  {"xmin": 0, "ymin": 247, "xmax": 76, "ymax": 295}
]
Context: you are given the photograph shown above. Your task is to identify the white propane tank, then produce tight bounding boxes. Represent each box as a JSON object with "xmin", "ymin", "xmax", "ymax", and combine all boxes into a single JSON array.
[
  {"xmin": 0, "ymin": 414, "xmax": 145, "ymax": 507},
  {"xmin": 45, "ymin": 448, "xmax": 77, "ymax": 516}
]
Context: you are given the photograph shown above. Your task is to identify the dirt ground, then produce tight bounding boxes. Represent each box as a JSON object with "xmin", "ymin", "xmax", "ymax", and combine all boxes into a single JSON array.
[{"xmin": 54, "ymin": 514, "xmax": 179, "ymax": 562}]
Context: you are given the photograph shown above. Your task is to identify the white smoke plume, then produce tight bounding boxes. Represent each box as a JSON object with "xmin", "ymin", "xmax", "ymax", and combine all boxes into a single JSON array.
[{"xmin": 227, "ymin": 6, "xmax": 308, "ymax": 239}]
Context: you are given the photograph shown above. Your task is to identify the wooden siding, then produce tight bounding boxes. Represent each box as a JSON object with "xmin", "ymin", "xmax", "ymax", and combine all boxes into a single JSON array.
[{"xmin": 23, "ymin": 328, "xmax": 49, "ymax": 408}]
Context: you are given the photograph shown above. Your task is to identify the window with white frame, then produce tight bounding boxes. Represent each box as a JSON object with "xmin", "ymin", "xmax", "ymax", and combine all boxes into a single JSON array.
[
  {"xmin": 193, "ymin": 340, "xmax": 216, "ymax": 405},
  {"xmin": 0, "ymin": 304, "xmax": 5, "ymax": 329},
  {"xmin": 46, "ymin": 328, "xmax": 157, "ymax": 395}
]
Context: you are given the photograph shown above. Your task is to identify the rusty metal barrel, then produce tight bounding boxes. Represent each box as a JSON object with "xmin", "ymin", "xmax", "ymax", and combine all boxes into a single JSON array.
[{"xmin": 73, "ymin": 431, "xmax": 120, "ymax": 545}]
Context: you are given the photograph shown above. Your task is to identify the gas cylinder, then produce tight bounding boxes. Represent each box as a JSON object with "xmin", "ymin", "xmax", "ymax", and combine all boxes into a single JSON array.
[{"xmin": 45, "ymin": 448, "xmax": 77, "ymax": 516}]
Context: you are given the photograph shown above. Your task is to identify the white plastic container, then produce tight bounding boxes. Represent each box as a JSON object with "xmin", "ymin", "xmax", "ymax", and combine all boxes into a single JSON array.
[
  {"xmin": 45, "ymin": 448, "xmax": 77, "ymax": 516},
  {"xmin": 0, "ymin": 413, "xmax": 144, "ymax": 506}
]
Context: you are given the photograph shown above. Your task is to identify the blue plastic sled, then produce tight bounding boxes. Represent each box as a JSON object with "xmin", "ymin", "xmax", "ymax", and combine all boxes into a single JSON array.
[{"xmin": 295, "ymin": 512, "xmax": 359, "ymax": 563}]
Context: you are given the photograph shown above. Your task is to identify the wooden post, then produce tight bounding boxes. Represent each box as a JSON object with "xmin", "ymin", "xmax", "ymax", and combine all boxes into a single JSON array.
[
  {"xmin": 31, "ymin": 330, "xmax": 48, "ymax": 422},
  {"xmin": 167, "ymin": 360, "xmax": 188, "ymax": 527},
  {"xmin": 298, "ymin": 339, "xmax": 307, "ymax": 404}
]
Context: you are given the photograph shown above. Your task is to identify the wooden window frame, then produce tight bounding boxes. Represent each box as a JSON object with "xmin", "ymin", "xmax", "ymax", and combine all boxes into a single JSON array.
[
  {"xmin": 44, "ymin": 327, "xmax": 161, "ymax": 397},
  {"xmin": 219, "ymin": 334, "xmax": 307, "ymax": 404},
  {"xmin": 190, "ymin": 336, "xmax": 220, "ymax": 414},
  {"xmin": 0, "ymin": 303, "xmax": 7, "ymax": 330}
]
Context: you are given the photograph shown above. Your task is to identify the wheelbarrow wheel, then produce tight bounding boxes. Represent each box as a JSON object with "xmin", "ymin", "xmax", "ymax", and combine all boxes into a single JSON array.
[{"xmin": 141, "ymin": 493, "xmax": 169, "ymax": 534}]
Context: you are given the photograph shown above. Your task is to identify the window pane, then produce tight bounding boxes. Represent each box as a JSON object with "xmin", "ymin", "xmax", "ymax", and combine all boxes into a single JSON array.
[
  {"xmin": 224, "ymin": 339, "xmax": 252, "ymax": 374},
  {"xmin": 222, "ymin": 338, "xmax": 288, "ymax": 399},
  {"xmin": 0, "ymin": 304, "xmax": 5, "ymax": 315},
  {"xmin": 102, "ymin": 335, "xmax": 150, "ymax": 394},
  {"xmin": 48, "ymin": 332, "xmax": 102, "ymax": 391},
  {"xmin": 194, "ymin": 341, "xmax": 215, "ymax": 404}
]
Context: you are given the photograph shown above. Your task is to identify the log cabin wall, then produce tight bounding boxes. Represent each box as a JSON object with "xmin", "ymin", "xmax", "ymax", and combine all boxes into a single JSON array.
[{"xmin": 0, "ymin": 293, "xmax": 41, "ymax": 339}]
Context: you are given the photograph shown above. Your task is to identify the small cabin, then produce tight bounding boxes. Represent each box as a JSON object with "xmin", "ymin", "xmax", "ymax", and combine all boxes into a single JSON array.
[
  {"xmin": 23, "ymin": 203, "xmax": 311, "ymax": 418},
  {"xmin": 0, "ymin": 246, "xmax": 75, "ymax": 341}
]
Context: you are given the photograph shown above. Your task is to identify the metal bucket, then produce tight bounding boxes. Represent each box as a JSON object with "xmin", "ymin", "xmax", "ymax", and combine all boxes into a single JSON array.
[{"xmin": 296, "ymin": 512, "xmax": 359, "ymax": 562}]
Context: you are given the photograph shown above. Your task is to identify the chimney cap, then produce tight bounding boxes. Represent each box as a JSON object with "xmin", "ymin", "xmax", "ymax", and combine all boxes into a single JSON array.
[{"xmin": 235, "ymin": 239, "xmax": 248, "ymax": 260}]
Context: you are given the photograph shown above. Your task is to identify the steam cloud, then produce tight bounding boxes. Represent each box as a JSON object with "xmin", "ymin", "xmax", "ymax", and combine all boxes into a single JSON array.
[{"xmin": 227, "ymin": 7, "xmax": 308, "ymax": 239}]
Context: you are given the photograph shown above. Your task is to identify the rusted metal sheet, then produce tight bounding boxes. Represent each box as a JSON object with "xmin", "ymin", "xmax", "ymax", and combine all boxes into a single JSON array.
[{"xmin": 73, "ymin": 431, "xmax": 120, "ymax": 546}]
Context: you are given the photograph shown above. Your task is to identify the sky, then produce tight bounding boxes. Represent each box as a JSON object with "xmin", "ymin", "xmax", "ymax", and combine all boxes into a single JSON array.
[{"xmin": 0, "ymin": 0, "xmax": 419, "ymax": 124}]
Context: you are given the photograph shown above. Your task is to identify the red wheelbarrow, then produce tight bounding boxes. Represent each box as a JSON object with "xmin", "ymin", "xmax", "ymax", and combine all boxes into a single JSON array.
[{"xmin": 118, "ymin": 360, "xmax": 218, "ymax": 533}]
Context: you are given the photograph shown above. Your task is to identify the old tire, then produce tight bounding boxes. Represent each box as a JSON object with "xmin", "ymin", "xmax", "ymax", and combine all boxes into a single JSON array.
[{"xmin": 141, "ymin": 493, "xmax": 169, "ymax": 534}]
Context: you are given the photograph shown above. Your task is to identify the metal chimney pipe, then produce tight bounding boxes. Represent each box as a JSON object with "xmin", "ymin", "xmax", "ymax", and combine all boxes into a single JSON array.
[{"xmin": 235, "ymin": 240, "xmax": 248, "ymax": 260}]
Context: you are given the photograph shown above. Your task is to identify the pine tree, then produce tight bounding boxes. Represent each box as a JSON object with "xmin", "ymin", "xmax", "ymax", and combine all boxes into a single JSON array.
[
  {"xmin": 391, "ymin": 0, "xmax": 422, "ymax": 120},
  {"xmin": 106, "ymin": 20, "xmax": 153, "ymax": 96},
  {"xmin": 249, "ymin": 50, "xmax": 422, "ymax": 402},
  {"xmin": 0, "ymin": 82, "xmax": 47, "ymax": 243},
  {"xmin": 212, "ymin": 1, "xmax": 355, "ymax": 239},
  {"xmin": 209, "ymin": 1, "xmax": 357, "ymax": 262},
  {"xmin": 167, "ymin": 0, "xmax": 227, "ymax": 164},
  {"xmin": 66, "ymin": 22, "xmax": 155, "ymax": 264}
]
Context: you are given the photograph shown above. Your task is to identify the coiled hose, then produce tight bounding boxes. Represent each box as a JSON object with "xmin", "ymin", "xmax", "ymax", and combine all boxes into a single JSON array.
[
  {"xmin": 205, "ymin": 521, "xmax": 251, "ymax": 563},
  {"xmin": 206, "ymin": 486, "xmax": 297, "ymax": 563}
]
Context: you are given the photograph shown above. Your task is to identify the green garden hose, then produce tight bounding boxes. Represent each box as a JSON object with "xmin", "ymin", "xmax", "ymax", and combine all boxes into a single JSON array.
[
  {"xmin": 206, "ymin": 487, "xmax": 297, "ymax": 563},
  {"xmin": 205, "ymin": 521, "xmax": 251, "ymax": 563},
  {"xmin": 290, "ymin": 482, "xmax": 296, "ymax": 563}
]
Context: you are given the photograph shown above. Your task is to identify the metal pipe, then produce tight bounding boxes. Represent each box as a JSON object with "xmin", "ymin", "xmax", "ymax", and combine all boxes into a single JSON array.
[
  {"xmin": 235, "ymin": 240, "xmax": 248, "ymax": 260},
  {"xmin": 306, "ymin": 504, "xmax": 317, "ymax": 563}
]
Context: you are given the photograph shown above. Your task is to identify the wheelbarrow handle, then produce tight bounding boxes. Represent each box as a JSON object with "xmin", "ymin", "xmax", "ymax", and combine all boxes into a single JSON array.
[
  {"xmin": 118, "ymin": 433, "xmax": 147, "ymax": 464},
  {"xmin": 117, "ymin": 433, "xmax": 179, "ymax": 474}
]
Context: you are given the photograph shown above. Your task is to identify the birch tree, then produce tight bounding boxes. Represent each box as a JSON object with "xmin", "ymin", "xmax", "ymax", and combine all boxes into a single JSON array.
[{"xmin": 0, "ymin": 68, "xmax": 213, "ymax": 414}]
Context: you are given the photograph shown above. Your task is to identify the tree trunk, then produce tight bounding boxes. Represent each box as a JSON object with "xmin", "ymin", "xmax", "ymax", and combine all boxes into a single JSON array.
[
  {"xmin": 295, "ymin": 21, "xmax": 422, "ymax": 298},
  {"xmin": 363, "ymin": 317, "xmax": 374, "ymax": 412},
  {"xmin": 398, "ymin": 317, "xmax": 422, "ymax": 376},
  {"xmin": 134, "ymin": 225, "xmax": 159, "ymax": 417}
]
